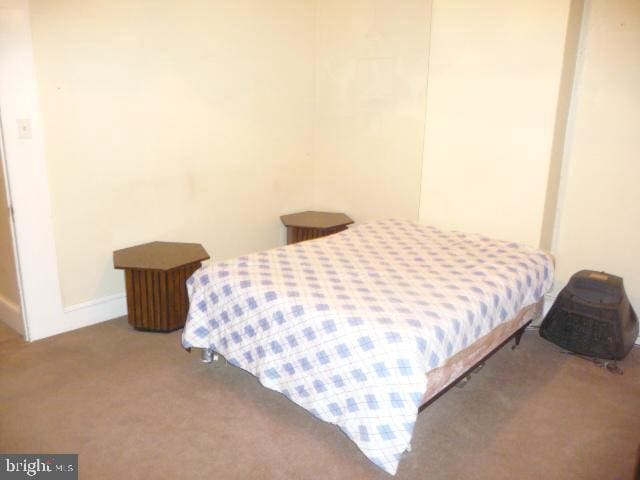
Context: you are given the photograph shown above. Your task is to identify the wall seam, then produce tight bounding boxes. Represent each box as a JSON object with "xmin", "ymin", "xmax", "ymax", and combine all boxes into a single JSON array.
[{"xmin": 416, "ymin": 0, "xmax": 435, "ymax": 223}]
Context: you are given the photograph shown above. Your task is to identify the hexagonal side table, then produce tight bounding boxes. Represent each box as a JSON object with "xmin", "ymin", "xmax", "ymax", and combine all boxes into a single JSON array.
[
  {"xmin": 280, "ymin": 211, "xmax": 353, "ymax": 245},
  {"xmin": 113, "ymin": 241, "xmax": 209, "ymax": 332}
]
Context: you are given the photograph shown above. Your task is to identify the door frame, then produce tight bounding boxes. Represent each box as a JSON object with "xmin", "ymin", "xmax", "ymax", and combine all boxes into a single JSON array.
[
  {"xmin": 0, "ymin": 111, "xmax": 24, "ymax": 334},
  {"xmin": 0, "ymin": 1, "xmax": 64, "ymax": 341}
]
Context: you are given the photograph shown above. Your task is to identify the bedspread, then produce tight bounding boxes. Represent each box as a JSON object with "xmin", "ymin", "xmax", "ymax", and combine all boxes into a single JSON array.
[{"xmin": 182, "ymin": 219, "xmax": 554, "ymax": 474}]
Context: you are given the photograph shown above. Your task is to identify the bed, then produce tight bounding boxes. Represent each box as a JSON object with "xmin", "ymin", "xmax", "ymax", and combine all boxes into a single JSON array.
[{"xmin": 182, "ymin": 219, "xmax": 554, "ymax": 475}]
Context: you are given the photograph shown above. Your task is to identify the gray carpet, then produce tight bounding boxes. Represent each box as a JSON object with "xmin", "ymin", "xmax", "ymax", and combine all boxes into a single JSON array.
[{"xmin": 1, "ymin": 318, "xmax": 638, "ymax": 479}]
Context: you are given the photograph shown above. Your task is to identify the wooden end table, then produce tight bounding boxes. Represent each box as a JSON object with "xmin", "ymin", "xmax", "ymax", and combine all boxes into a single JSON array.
[
  {"xmin": 113, "ymin": 241, "xmax": 209, "ymax": 332},
  {"xmin": 280, "ymin": 211, "xmax": 353, "ymax": 245}
]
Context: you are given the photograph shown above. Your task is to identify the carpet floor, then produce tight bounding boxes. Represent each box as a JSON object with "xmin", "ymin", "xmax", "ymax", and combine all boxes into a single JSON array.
[{"xmin": 1, "ymin": 318, "xmax": 638, "ymax": 480}]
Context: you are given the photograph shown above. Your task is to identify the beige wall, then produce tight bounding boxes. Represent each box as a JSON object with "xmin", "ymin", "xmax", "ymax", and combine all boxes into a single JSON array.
[
  {"xmin": 21, "ymin": 0, "xmax": 640, "ymax": 326},
  {"xmin": 0, "ymin": 149, "xmax": 21, "ymax": 307},
  {"xmin": 29, "ymin": 0, "xmax": 316, "ymax": 306},
  {"xmin": 419, "ymin": 0, "xmax": 573, "ymax": 247},
  {"xmin": 313, "ymin": 0, "xmax": 431, "ymax": 223},
  {"xmin": 417, "ymin": 0, "xmax": 640, "ymax": 310},
  {"xmin": 552, "ymin": 0, "xmax": 640, "ymax": 307},
  {"xmin": 29, "ymin": 0, "xmax": 431, "ymax": 310}
]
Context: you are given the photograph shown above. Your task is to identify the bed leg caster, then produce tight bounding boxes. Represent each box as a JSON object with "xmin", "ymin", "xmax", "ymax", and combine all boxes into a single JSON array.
[{"xmin": 201, "ymin": 348, "xmax": 217, "ymax": 363}]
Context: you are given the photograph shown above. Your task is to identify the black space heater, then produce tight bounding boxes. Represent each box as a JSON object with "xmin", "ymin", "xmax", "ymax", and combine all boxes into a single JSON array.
[{"xmin": 540, "ymin": 270, "xmax": 638, "ymax": 360}]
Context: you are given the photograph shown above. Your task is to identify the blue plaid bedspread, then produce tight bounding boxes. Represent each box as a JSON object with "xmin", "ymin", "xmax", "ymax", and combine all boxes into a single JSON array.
[{"xmin": 182, "ymin": 219, "xmax": 554, "ymax": 474}]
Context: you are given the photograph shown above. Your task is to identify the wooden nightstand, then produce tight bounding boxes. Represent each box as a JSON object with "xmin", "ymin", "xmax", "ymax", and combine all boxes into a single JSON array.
[
  {"xmin": 113, "ymin": 241, "xmax": 209, "ymax": 332},
  {"xmin": 280, "ymin": 211, "xmax": 354, "ymax": 245}
]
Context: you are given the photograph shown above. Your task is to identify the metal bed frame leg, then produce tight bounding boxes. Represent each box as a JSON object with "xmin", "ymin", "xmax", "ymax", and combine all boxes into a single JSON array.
[
  {"xmin": 455, "ymin": 374, "xmax": 471, "ymax": 388},
  {"xmin": 512, "ymin": 326, "xmax": 526, "ymax": 350},
  {"xmin": 201, "ymin": 347, "xmax": 217, "ymax": 363}
]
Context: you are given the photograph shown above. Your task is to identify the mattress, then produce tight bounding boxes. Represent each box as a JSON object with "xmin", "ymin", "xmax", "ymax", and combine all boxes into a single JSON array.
[{"xmin": 182, "ymin": 219, "xmax": 554, "ymax": 474}]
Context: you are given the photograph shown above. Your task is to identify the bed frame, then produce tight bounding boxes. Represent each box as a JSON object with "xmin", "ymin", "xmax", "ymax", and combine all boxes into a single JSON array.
[
  {"xmin": 418, "ymin": 319, "xmax": 532, "ymax": 412},
  {"xmin": 417, "ymin": 300, "xmax": 542, "ymax": 409}
]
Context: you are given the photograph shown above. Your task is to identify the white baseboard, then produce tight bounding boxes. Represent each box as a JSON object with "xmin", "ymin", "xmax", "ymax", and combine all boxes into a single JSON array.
[
  {"xmin": 536, "ymin": 293, "xmax": 639, "ymax": 346},
  {"xmin": 25, "ymin": 290, "xmax": 640, "ymax": 346},
  {"xmin": 29, "ymin": 292, "xmax": 127, "ymax": 341},
  {"xmin": 0, "ymin": 294, "xmax": 23, "ymax": 335}
]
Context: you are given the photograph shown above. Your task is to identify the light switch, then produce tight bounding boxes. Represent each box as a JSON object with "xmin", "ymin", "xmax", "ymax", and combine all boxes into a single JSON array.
[{"xmin": 17, "ymin": 118, "xmax": 32, "ymax": 139}]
